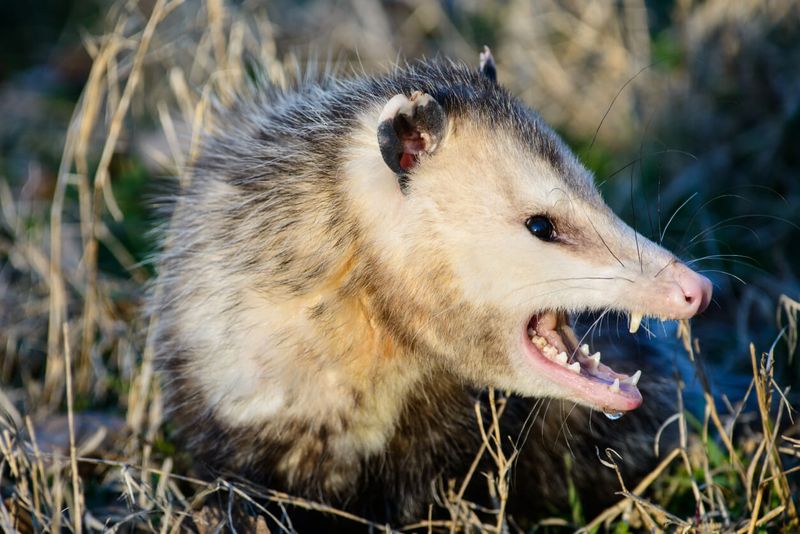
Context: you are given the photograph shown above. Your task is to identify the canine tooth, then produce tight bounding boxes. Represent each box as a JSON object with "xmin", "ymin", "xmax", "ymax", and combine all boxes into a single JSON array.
[
  {"xmin": 556, "ymin": 352, "xmax": 568, "ymax": 365},
  {"xmin": 580, "ymin": 344, "xmax": 590, "ymax": 356},
  {"xmin": 628, "ymin": 370, "xmax": 641, "ymax": 386},
  {"xmin": 567, "ymin": 361, "xmax": 580, "ymax": 373},
  {"xmin": 588, "ymin": 352, "xmax": 601, "ymax": 367},
  {"xmin": 628, "ymin": 312, "xmax": 643, "ymax": 334},
  {"xmin": 610, "ymin": 378, "xmax": 620, "ymax": 393}
]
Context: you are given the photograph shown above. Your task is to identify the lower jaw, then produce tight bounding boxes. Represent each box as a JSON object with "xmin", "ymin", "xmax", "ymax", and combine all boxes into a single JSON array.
[{"xmin": 521, "ymin": 312, "xmax": 643, "ymax": 414}]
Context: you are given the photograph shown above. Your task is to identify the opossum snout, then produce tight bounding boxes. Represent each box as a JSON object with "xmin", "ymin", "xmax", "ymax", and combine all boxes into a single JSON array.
[{"xmin": 663, "ymin": 262, "xmax": 713, "ymax": 317}]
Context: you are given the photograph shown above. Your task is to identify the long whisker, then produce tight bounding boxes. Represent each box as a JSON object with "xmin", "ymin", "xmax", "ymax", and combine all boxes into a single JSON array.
[
  {"xmin": 659, "ymin": 192, "xmax": 698, "ymax": 244},
  {"xmin": 653, "ymin": 258, "xmax": 677, "ymax": 279},
  {"xmin": 675, "ymin": 230, "xmax": 759, "ymax": 258},
  {"xmin": 689, "ymin": 257, "xmax": 769, "ymax": 275},
  {"xmin": 655, "ymin": 171, "xmax": 665, "ymax": 241},
  {"xmin": 630, "ymin": 146, "xmax": 643, "ymax": 272},
  {"xmin": 540, "ymin": 399, "xmax": 554, "ymax": 442},
  {"xmin": 587, "ymin": 215, "xmax": 625, "ymax": 268},
  {"xmin": 588, "ymin": 63, "xmax": 654, "ymax": 150},
  {"xmin": 676, "ymin": 193, "xmax": 749, "ymax": 246},
  {"xmin": 513, "ymin": 397, "xmax": 547, "ymax": 489},
  {"xmin": 570, "ymin": 310, "xmax": 611, "ymax": 359},
  {"xmin": 696, "ymin": 269, "xmax": 746, "ymax": 285},
  {"xmin": 685, "ymin": 224, "xmax": 762, "ymax": 250},
  {"xmin": 684, "ymin": 253, "xmax": 756, "ymax": 266},
  {"xmin": 599, "ymin": 149, "xmax": 698, "ymax": 184},
  {"xmin": 514, "ymin": 397, "xmax": 545, "ymax": 452},
  {"xmin": 725, "ymin": 183, "xmax": 789, "ymax": 203},
  {"xmin": 689, "ymin": 214, "xmax": 800, "ymax": 244},
  {"xmin": 555, "ymin": 401, "xmax": 580, "ymax": 458}
]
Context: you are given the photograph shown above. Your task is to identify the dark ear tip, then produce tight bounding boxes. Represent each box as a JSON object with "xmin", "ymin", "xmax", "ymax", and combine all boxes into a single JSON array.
[{"xmin": 479, "ymin": 45, "xmax": 497, "ymax": 83}]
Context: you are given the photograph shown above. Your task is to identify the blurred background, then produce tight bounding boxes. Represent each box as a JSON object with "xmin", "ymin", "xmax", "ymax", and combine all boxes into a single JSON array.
[
  {"xmin": 2, "ymin": 0, "xmax": 797, "ymax": 399},
  {"xmin": 0, "ymin": 0, "xmax": 798, "ymax": 529}
]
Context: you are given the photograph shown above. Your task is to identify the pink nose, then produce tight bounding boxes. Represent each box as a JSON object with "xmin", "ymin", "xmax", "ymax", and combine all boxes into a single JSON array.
[{"xmin": 669, "ymin": 262, "xmax": 713, "ymax": 317}]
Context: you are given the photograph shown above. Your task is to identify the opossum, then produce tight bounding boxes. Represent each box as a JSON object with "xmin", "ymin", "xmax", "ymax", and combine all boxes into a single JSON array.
[{"xmin": 150, "ymin": 49, "xmax": 712, "ymax": 528}]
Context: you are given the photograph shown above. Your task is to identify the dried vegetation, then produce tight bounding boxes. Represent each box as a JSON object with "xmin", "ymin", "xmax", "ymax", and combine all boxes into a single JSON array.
[{"xmin": 0, "ymin": 0, "xmax": 798, "ymax": 531}]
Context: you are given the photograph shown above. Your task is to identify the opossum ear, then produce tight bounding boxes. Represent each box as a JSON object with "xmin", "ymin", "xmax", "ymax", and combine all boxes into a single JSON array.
[
  {"xmin": 479, "ymin": 46, "xmax": 497, "ymax": 82},
  {"xmin": 377, "ymin": 91, "xmax": 446, "ymax": 191}
]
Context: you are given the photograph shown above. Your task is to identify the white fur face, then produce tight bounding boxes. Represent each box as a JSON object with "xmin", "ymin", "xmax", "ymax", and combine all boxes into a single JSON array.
[
  {"xmin": 410, "ymin": 124, "xmax": 678, "ymax": 317},
  {"xmin": 348, "ymin": 107, "xmax": 712, "ymax": 412}
]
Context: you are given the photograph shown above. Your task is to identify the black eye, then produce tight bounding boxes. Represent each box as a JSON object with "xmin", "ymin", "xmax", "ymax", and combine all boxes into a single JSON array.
[{"xmin": 525, "ymin": 215, "xmax": 556, "ymax": 242}]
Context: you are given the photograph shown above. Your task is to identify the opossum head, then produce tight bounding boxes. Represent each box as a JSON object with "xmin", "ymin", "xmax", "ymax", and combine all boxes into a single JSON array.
[{"xmin": 348, "ymin": 61, "xmax": 711, "ymax": 415}]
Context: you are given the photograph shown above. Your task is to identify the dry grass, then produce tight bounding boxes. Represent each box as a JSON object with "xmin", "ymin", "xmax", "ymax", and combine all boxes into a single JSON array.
[{"xmin": 0, "ymin": 0, "xmax": 798, "ymax": 531}]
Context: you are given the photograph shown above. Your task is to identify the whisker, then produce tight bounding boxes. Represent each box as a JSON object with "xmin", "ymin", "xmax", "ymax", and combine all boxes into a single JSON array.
[
  {"xmin": 653, "ymin": 258, "xmax": 677, "ymax": 279},
  {"xmin": 689, "ymin": 214, "xmax": 800, "ymax": 244},
  {"xmin": 684, "ymin": 253, "xmax": 756, "ymax": 266},
  {"xmin": 513, "ymin": 397, "xmax": 547, "ymax": 488},
  {"xmin": 675, "ymin": 234, "xmax": 754, "ymax": 258},
  {"xmin": 691, "ymin": 257, "xmax": 769, "ymax": 276},
  {"xmin": 514, "ymin": 397, "xmax": 545, "ymax": 453},
  {"xmin": 677, "ymin": 193, "xmax": 749, "ymax": 246},
  {"xmin": 555, "ymin": 402, "xmax": 580, "ymax": 459},
  {"xmin": 640, "ymin": 320, "xmax": 655, "ymax": 339},
  {"xmin": 588, "ymin": 63, "xmax": 654, "ymax": 150},
  {"xmin": 660, "ymin": 192, "xmax": 698, "ymax": 244},
  {"xmin": 696, "ymin": 269, "xmax": 746, "ymax": 285},
  {"xmin": 725, "ymin": 183, "xmax": 789, "ymax": 204},
  {"xmin": 587, "ymin": 215, "xmax": 625, "ymax": 268},
  {"xmin": 630, "ymin": 146, "xmax": 643, "ymax": 273},
  {"xmin": 540, "ymin": 399, "xmax": 554, "ymax": 441},
  {"xmin": 682, "ymin": 225, "xmax": 762, "ymax": 253},
  {"xmin": 571, "ymin": 310, "xmax": 611, "ymax": 359},
  {"xmin": 599, "ymin": 149, "xmax": 697, "ymax": 183}
]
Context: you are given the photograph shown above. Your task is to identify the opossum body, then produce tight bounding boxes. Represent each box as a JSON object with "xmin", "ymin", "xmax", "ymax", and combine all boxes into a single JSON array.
[{"xmin": 151, "ymin": 52, "xmax": 712, "ymax": 526}]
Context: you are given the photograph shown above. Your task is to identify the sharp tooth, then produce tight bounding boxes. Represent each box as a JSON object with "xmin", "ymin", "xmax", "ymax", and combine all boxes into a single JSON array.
[
  {"xmin": 628, "ymin": 312, "xmax": 643, "ymax": 334},
  {"xmin": 580, "ymin": 344, "xmax": 590, "ymax": 355},
  {"xmin": 610, "ymin": 378, "xmax": 620, "ymax": 393},
  {"xmin": 629, "ymin": 370, "xmax": 641, "ymax": 386},
  {"xmin": 543, "ymin": 345, "xmax": 557, "ymax": 358},
  {"xmin": 588, "ymin": 352, "xmax": 601, "ymax": 367},
  {"xmin": 556, "ymin": 352, "xmax": 568, "ymax": 365},
  {"xmin": 567, "ymin": 361, "xmax": 580, "ymax": 373}
]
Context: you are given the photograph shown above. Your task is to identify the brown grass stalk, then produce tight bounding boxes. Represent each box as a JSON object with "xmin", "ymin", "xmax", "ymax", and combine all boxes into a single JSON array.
[{"xmin": 63, "ymin": 323, "xmax": 82, "ymax": 533}]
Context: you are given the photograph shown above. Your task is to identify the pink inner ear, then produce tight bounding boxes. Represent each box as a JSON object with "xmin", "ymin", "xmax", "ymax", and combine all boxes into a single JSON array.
[
  {"xmin": 400, "ymin": 131, "xmax": 426, "ymax": 171},
  {"xmin": 399, "ymin": 152, "xmax": 418, "ymax": 170}
]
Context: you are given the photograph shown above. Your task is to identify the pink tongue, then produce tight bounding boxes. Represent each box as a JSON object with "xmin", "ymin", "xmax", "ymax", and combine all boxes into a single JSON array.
[{"xmin": 580, "ymin": 359, "xmax": 622, "ymax": 384}]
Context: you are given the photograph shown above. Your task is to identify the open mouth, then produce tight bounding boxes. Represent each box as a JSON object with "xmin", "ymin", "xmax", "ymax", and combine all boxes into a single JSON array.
[{"xmin": 522, "ymin": 311, "xmax": 643, "ymax": 416}]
